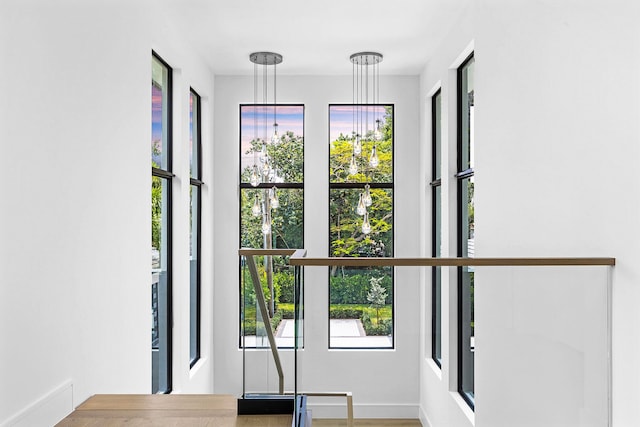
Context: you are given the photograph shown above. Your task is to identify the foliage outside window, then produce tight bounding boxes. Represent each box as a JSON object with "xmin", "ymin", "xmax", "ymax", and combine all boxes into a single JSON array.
[
  {"xmin": 239, "ymin": 105, "xmax": 304, "ymax": 348},
  {"xmin": 151, "ymin": 52, "xmax": 172, "ymax": 393},
  {"xmin": 329, "ymin": 105, "xmax": 394, "ymax": 349},
  {"xmin": 457, "ymin": 54, "xmax": 475, "ymax": 408},
  {"xmin": 189, "ymin": 89, "xmax": 202, "ymax": 367},
  {"xmin": 431, "ymin": 89, "xmax": 442, "ymax": 366}
]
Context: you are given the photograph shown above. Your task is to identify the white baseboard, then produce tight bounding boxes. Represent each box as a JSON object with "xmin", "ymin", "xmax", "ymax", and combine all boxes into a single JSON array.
[
  {"xmin": 1, "ymin": 380, "xmax": 73, "ymax": 427},
  {"xmin": 308, "ymin": 402, "xmax": 420, "ymax": 419},
  {"xmin": 419, "ymin": 405, "xmax": 432, "ymax": 427}
]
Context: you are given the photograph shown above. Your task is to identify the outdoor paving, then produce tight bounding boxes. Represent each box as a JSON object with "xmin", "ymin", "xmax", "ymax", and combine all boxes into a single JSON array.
[
  {"xmin": 276, "ymin": 319, "xmax": 393, "ymax": 348},
  {"xmin": 244, "ymin": 319, "xmax": 392, "ymax": 348}
]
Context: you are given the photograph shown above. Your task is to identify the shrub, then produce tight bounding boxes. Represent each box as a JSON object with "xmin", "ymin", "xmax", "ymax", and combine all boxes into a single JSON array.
[
  {"xmin": 275, "ymin": 271, "xmax": 294, "ymax": 303},
  {"xmin": 270, "ymin": 310, "xmax": 283, "ymax": 331},
  {"xmin": 330, "ymin": 273, "xmax": 392, "ymax": 305},
  {"xmin": 242, "ymin": 318, "xmax": 256, "ymax": 335},
  {"xmin": 279, "ymin": 308, "xmax": 294, "ymax": 319},
  {"xmin": 361, "ymin": 311, "xmax": 392, "ymax": 336},
  {"xmin": 330, "ymin": 306, "xmax": 363, "ymax": 319}
]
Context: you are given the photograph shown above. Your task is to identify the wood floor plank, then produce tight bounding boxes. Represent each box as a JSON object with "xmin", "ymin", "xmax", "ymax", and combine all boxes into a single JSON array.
[
  {"xmin": 313, "ymin": 419, "xmax": 422, "ymax": 426},
  {"xmin": 75, "ymin": 394, "xmax": 236, "ymax": 411}
]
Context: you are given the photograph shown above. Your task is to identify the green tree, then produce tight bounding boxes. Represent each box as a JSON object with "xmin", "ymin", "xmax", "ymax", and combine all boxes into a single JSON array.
[
  {"xmin": 240, "ymin": 131, "xmax": 304, "ymax": 250},
  {"xmin": 151, "ymin": 142, "xmax": 162, "ymax": 255},
  {"xmin": 366, "ymin": 276, "xmax": 388, "ymax": 325},
  {"xmin": 329, "ymin": 108, "xmax": 393, "ymax": 267}
]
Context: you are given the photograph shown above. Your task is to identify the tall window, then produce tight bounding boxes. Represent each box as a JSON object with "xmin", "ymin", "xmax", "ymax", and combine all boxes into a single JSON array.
[
  {"xmin": 431, "ymin": 90, "xmax": 442, "ymax": 366},
  {"xmin": 151, "ymin": 52, "xmax": 173, "ymax": 393},
  {"xmin": 328, "ymin": 105, "xmax": 394, "ymax": 349},
  {"xmin": 239, "ymin": 104, "xmax": 304, "ymax": 348},
  {"xmin": 189, "ymin": 89, "xmax": 202, "ymax": 367},
  {"xmin": 457, "ymin": 54, "xmax": 475, "ymax": 407}
]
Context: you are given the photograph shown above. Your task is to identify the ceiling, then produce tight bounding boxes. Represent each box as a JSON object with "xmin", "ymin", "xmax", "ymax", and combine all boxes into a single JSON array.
[{"xmin": 158, "ymin": 0, "xmax": 471, "ymax": 75}]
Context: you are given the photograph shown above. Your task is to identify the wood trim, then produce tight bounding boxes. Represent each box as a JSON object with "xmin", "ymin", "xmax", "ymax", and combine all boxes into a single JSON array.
[
  {"xmin": 288, "ymin": 256, "xmax": 615, "ymax": 267},
  {"xmin": 237, "ymin": 249, "xmax": 615, "ymax": 267},
  {"xmin": 238, "ymin": 248, "xmax": 299, "ymax": 256}
]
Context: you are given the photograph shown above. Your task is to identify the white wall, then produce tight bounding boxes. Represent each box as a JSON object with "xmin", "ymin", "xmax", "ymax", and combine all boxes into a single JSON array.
[
  {"xmin": 0, "ymin": 1, "xmax": 215, "ymax": 425},
  {"xmin": 420, "ymin": 1, "xmax": 640, "ymax": 426},
  {"xmin": 418, "ymin": 3, "xmax": 476, "ymax": 426},
  {"xmin": 213, "ymin": 74, "xmax": 421, "ymax": 418}
]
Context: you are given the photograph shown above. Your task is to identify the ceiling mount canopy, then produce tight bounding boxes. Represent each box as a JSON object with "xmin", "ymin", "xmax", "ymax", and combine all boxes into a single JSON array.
[
  {"xmin": 350, "ymin": 52, "xmax": 383, "ymax": 65},
  {"xmin": 249, "ymin": 52, "xmax": 283, "ymax": 66}
]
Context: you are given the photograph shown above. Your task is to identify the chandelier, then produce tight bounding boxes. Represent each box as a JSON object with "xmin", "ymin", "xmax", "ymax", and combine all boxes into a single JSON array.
[
  {"xmin": 248, "ymin": 52, "xmax": 282, "ymax": 236},
  {"xmin": 349, "ymin": 52, "xmax": 383, "ymax": 234}
]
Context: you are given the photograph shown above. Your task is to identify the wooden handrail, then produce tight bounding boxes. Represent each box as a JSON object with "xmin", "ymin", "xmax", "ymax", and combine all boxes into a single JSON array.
[
  {"xmin": 289, "ymin": 256, "xmax": 615, "ymax": 267},
  {"xmin": 238, "ymin": 250, "xmax": 615, "ymax": 267},
  {"xmin": 239, "ymin": 248, "xmax": 299, "ymax": 256}
]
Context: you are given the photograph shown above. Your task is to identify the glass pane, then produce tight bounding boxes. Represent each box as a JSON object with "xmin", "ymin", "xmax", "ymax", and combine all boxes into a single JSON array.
[
  {"xmin": 432, "ymin": 185, "xmax": 442, "ymax": 364},
  {"xmin": 329, "ymin": 186, "xmax": 393, "ymax": 349},
  {"xmin": 151, "ymin": 175, "xmax": 170, "ymax": 393},
  {"xmin": 240, "ymin": 105, "xmax": 304, "ymax": 184},
  {"xmin": 190, "ymin": 91, "xmax": 200, "ymax": 179},
  {"xmin": 460, "ymin": 176, "xmax": 475, "ymax": 403},
  {"xmin": 329, "ymin": 266, "xmax": 393, "ymax": 348},
  {"xmin": 329, "ymin": 105, "xmax": 393, "ymax": 184},
  {"xmin": 240, "ymin": 188, "xmax": 303, "ymax": 250},
  {"xmin": 329, "ymin": 188, "xmax": 393, "ymax": 257},
  {"xmin": 435, "ymin": 186, "xmax": 441, "ymax": 258},
  {"xmin": 152, "ymin": 56, "xmax": 170, "ymax": 171},
  {"xmin": 240, "ymin": 255, "xmax": 298, "ymax": 349},
  {"xmin": 460, "ymin": 57, "xmax": 475, "ymax": 171},
  {"xmin": 433, "ymin": 91, "xmax": 442, "ymax": 180},
  {"xmin": 189, "ymin": 185, "xmax": 200, "ymax": 365},
  {"xmin": 432, "ymin": 266, "xmax": 442, "ymax": 364}
]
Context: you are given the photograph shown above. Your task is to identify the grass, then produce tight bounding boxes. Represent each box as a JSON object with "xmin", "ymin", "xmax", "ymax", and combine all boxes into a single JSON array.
[{"xmin": 243, "ymin": 303, "xmax": 392, "ymax": 332}]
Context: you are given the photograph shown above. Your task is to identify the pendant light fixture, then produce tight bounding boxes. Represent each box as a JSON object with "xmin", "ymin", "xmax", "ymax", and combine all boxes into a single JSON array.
[
  {"xmin": 249, "ymin": 52, "xmax": 282, "ymax": 236},
  {"xmin": 349, "ymin": 52, "xmax": 382, "ymax": 234}
]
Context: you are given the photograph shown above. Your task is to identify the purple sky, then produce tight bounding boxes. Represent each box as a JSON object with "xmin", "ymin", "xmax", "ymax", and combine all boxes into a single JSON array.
[
  {"xmin": 240, "ymin": 105, "xmax": 304, "ymax": 170},
  {"xmin": 329, "ymin": 105, "xmax": 386, "ymax": 142}
]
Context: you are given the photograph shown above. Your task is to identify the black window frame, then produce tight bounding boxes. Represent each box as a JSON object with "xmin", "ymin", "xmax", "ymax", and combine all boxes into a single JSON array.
[
  {"xmin": 237, "ymin": 103, "xmax": 305, "ymax": 349},
  {"xmin": 456, "ymin": 53, "xmax": 475, "ymax": 409},
  {"xmin": 189, "ymin": 88, "xmax": 203, "ymax": 368},
  {"xmin": 431, "ymin": 89, "xmax": 442, "ymax": 367},
  {"xmin": 327, "ymin": 103, "xmax": 395, "ymax": 350},
  {"xmin": 151, "ymin": 51, "xmax": 173, "ymax": 394}
]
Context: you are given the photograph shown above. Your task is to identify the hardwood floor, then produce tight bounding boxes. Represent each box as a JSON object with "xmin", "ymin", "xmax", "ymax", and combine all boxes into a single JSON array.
[
  {"xmin": 313, "ymin": 420, "xmax": 422, "ymax": 426},
  {"xmin": 56, "ymin": 394, "xmax": 423, "ymax": 427},
  {"xmin": 56, "ymin": 394, "xmax": 292, "ymax": 427}
]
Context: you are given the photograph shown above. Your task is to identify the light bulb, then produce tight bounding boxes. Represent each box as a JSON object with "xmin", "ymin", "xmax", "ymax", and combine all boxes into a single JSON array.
[
  {"xmin": 374, "ymin": 119, "xmax": 382, "ymax": 141},
  {"xmin": 262, "ymin": 157, "xmax": 270, "ymax": 177},
  {"xmin": 354, "ymin": 135, "xmax": 362, "ymax": 155},
  {"xmin": 369, "ymin": 144, "xmax": 379, "ymax": 168},
  {"xmin": 363, "ymin": 184, "xmax": 372, "ymax": 207},
  {"xmin": 270, "ymin": 186, "xmax": 279, "ymax": 209},
  {"xmin": 261, "ymin": 218, "xmax": 271, "ymax": 235},
  {"xmin": 271, "ymin": 123, "xmax": 279, "ymax": 143},
  {"xmin": 250, "ymin": 165, "xmax": 260, "ymax": 187},
  {"xmin": 349, "ymin": 154, "xmax": 358, "ymax": 176},
  {"xmin": 356, "ymin": 193, "xmax": 366, "ymax": 216},
  {"xmin": 261, "ymin": 142, "xmax": 268, "ymax": 158},
  {"xmin": 251, "ymin": 194, "xmax": 261, "ymax": 216},
  {"xmin": 362, "ymin": 211, "xmax": 371, "ymax": 234}
]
